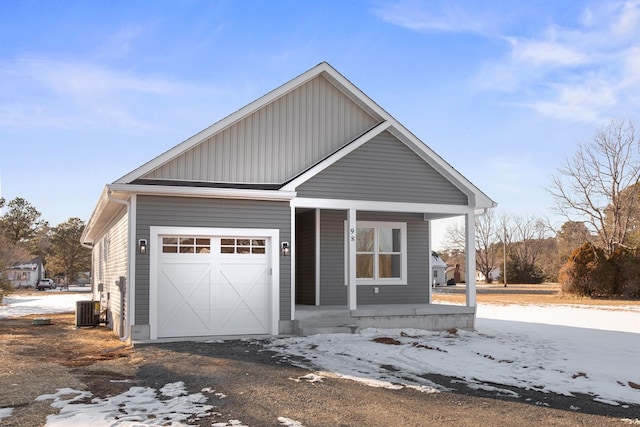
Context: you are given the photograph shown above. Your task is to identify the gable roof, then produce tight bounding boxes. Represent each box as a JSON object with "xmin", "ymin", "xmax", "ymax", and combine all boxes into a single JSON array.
[
  {"xmin": 116, "ymin": 62, "xmax": 383, "ymax": 185},
  {"xmin": 116, "ymin": 61, "xmax": 494, "ymax": 208},
  {"xmin": 83, "ymin": 62, "xmax": 496, "ymax": 243}
]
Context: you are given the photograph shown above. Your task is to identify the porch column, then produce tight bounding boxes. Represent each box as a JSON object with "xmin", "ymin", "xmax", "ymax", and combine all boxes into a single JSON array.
[
  {"xmin": 427, "ymin": 219, "xmax": 433, "ymax": 304},
  {"xmin": 347, "ymin": 208, "xmax": 357, "ymax": 310},
  {"xmin": 465, "ymin": 212, "xmax": 477, "ymax": 307}
]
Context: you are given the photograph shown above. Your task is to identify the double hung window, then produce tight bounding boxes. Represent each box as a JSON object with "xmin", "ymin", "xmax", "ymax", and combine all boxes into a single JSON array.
[{"xmin": 353, "ymin": 221, "xmax": 407, "ymax": 285}]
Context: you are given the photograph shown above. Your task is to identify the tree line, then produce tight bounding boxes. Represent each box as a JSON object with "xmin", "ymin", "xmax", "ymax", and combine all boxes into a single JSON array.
[
  {"xmin": 0, "ymin": 197, "xmax": 91, "ymax": 298},
  {"xmin": 440, "ymin": 119, "xmax": 640, "ymax": 298}
]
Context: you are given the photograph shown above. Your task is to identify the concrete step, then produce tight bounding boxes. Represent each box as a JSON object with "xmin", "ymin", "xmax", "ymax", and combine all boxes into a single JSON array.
[{"xmin": 293, "ymin": 318, "xmax": 359, "ymax": 336}]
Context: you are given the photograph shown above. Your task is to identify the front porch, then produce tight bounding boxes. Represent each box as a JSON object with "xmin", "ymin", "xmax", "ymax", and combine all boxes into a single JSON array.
[{"xmin": 293, "ymin": 303, "xmax": 476, "ymax": 335}]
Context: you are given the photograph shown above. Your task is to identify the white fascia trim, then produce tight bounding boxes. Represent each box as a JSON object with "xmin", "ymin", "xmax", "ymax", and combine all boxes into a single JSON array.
[
  {"xmin": 291, "ymin": 197, "xmax": 475, "ymax": 215},
  {"xmin": 81, "ymin": 187, "xmax": 110, "ymax": 243},
  {"xmin": 281, "ymin": 121, "xmax": 391, "ymax": 192},
  {"xmin": 107, "ymin": 183, "xmax": 296, "ymax": 201}
]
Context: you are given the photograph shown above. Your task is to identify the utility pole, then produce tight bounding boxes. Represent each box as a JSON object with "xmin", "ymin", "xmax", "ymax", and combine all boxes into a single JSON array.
[{"xmin": 503, "ymin": 225, "xmax": 508, "ymax": 288}]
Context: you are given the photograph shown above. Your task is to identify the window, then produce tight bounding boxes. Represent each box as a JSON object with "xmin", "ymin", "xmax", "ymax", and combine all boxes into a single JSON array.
[
  {"xmin": 351, "ymin": 221, "xmax": 407, "ymax": 285},
  {"xmin": 162, "ymin": 237, "xmax": 211, "ymax": 254},
  {"xmin": 221, "ymin": 238, "xmax": 266, "ymax": 254}
]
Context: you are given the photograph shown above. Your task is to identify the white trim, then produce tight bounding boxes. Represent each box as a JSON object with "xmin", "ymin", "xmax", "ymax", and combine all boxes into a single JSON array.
[
  {"xmin": 315, "ymin": 209, "xmax": 321, "ymax": 306},
  {"xmin": 347, "ymin": 209, "xmax": 357, "ymax": 310},
  {"xmin": 149, "ymin": 226, "xmax": 280, "ymax": 339},
  {"xmin": 108, "ymin": 183, "xmax": 296, "ymax": 201},
  {"xmin": 427, "ymin": 219, "xmax": 432, "ymax": 303},
  {"xmin": 281, "ymin": 122, "xmax": 391, "ymax": 192},
  {"xmin": 465, "ymin": 214, "xmax": 477, "ymax": 307},
  {"xmin": 293, "ymin": 197, "xmax": 475, "ymax": 215},
  {"xmin": 290, "ymin": 206, "xmax": 296, "ymax": 321},
  {"xmin": 129, "ymin": 195, "xmax": 137, "ymax": 328}
]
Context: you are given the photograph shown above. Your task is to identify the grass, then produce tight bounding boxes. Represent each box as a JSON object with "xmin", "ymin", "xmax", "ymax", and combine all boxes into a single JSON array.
[{"xmin": 432, "ymin": 282, "xmax": 640, "ymax": 306}]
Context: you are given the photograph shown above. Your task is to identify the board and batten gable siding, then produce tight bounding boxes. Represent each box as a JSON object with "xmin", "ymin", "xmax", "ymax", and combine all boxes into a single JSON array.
[
  {"xmin": 141, "ymin": 75, "xmax": 379, "ymax": 184},
  {"xmin": 296, "ymin": 131, "xmax": 469, "ymax": 205},
  {"xmin": 134, "ymin": 196, "xmax": 291, "ymax": 324},
  {"xmin": 317, "ymin": 210, "xmax": 429, "ymax": 306},
  {"xmin": 92, "ymin": 209, "xmax": 128, "ymax": 336}
]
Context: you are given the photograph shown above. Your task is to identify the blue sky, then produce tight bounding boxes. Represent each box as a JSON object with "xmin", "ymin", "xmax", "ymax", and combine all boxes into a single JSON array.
[{"xmin": 1, "ymin": 1, "xmax": 639, "ymax": 248}]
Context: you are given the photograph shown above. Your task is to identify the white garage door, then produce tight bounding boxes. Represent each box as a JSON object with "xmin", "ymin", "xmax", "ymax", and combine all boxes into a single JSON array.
[{"xmin": 154, "ymin": 233, "xmax": 273, "ymax": 338}]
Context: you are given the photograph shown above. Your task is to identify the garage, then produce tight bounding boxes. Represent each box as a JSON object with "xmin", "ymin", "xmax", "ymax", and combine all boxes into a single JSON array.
[{"xmin": 149, "ymin": 227, "xmax": 280, "ymax": 339}]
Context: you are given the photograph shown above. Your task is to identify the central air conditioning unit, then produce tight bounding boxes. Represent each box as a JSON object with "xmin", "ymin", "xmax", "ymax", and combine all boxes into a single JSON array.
[{"xmin": 75, "ymin": 300, "xmax": 100, "ymax": 327}]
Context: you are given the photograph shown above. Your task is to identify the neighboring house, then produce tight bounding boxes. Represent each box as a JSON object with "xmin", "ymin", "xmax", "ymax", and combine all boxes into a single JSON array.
[
  {"xmin": 81, "ymin": 62, "xmax": 496, "ymax": 342},
  {"xmin": 476, "ymin": 268, "xmax": 501, "ymax": 283},
  {"xmin": 431, "ymin": 252, "xmax": 448, "ymax": 287},
  {"xmin": 446, "ymin": 264, "xmax": 466, "ymax": 284},
  {"xmin": 5, "ymin": 258, "xmax": 44, "ymax": 288}
]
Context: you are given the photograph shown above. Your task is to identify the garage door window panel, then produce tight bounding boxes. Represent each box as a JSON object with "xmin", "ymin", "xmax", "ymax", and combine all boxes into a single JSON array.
[
  {"xmin": 221, "ymin": 238, "xmax": 266, "ymax": 255},
  {"xmin": 162, "ymin": 236, "xmax": 211, "ymax": 254}
]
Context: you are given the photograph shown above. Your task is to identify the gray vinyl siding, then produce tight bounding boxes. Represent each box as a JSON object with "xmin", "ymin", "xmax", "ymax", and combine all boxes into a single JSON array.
[
  {"xmin": 318, "ymin": 210, "xmax": 429, "ymax": 306},
  {"xmin": 319, "ymin": 210, "xmax": 347, "ymax": 305},
  {"xmin": 135, "ymin": 196, "xmax": 291, "ymax": 323},
  {"xmin": 295, "ymin": 210, "xmax": 316, "ymax": 305},
  {"xmin": 142, "ymin": 75, "xmax": 379, "ymax": 184},
  {"xmin": 92, "ymin": 209, "xmax": 128, "ymax": 336},
  {"xmin": 297, "ymin": 131, "xmax": 469, "ymax": 205}
]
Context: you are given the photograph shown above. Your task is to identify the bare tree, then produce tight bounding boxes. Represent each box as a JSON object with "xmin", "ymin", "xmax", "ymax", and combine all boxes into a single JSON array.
[
  {"xmin": 550, "ymin": 120, "xmax": 640, "ymax": 255},
  {"xmin": 442, "ymin": 210, "xmax": 500, "ymax": 283},
  {"xmin": 503, "ymin": 214, "xmax": 550, "ymax": 284}
]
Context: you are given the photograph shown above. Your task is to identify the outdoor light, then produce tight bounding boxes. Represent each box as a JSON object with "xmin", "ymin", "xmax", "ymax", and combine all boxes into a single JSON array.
[
  {"xmin": 138, "ymin": 239, "xmax": 147, "ymax": 255},
  {"xmin": 281, "ymin": 241, "xmax": 290, "ymax": 256}
]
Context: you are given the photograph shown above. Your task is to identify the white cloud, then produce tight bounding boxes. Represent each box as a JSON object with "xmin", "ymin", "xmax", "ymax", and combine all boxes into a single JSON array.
[
  {"xmin": 474, "ymin": 1, "xmax": 640, "ymax": 123},
  {"xmin": 0, "ymin": 56, "xmax": 226, "ymax": 132},
  {"xmin": 14, "ymin": 57, "xmax": 185, "ymax": 98},
  {"xmin": 611, "ymin": 0, "xmax": 640, "ymax": 36},
  {"xmin": 509, "ymin": 38, "xmax": 587, "ymax": 68},
  {"xmin": 373, "ymin": 1, "xmax": 492, "ymax": 34}
]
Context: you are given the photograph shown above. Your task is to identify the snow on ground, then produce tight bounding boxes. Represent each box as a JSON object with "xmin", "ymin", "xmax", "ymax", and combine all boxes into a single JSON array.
[
  {"xmin": 1, "ymin": 293, "xmax": 640, "ymax": 425},
  {"xmin": 271, "ymin": 303, "xmax": 640, "ymax": 407},
  {"xmin": 0, "ymin": 287, "xmax": 91, "ymax": 319}
]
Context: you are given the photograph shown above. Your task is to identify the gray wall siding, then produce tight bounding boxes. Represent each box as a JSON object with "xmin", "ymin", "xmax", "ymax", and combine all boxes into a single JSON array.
[
  {"xmin": 295, "ymin": 210, "xmax": 316, "ymax": 305},
  {"xmin": 92, "ymin": 209, "xmax": 128, "ymax": 336},
  {"xmin": 317, "ymin": 210, "xmax": 429, "ymax": 306},
  {"xmin": 319, "ymin": 210, "xmax": 347, "ymax": 305},
  {"xmin": 142, "ymin": 75, "xmax": 378, "ymax": 184},
  {"xmin": 297, "ymin": 131, "xmax": 469, "ymax": 205},
  {"xmin": 135, "ymin": 196, "xmax": 291, "ymax": 323}
]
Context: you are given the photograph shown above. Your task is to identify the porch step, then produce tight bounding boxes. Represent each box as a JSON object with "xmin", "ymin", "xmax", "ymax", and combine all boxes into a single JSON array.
[{"xmin": 293, "ymin": 317, "xmax": 359, "ymax": 336}]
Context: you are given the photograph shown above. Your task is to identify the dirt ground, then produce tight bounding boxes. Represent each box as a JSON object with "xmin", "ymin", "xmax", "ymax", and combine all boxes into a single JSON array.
[{"xmin": 1, "ymin": 287, "xmax": 639, "ymax": 426}]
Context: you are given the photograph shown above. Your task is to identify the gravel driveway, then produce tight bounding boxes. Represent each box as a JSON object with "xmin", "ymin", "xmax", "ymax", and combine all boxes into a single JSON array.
[
  {"xmin": 131, "ymin": 339, "xmax": 639, "ymax": 426},
  {"xmin": 1, "ymin": 314, "xmax": 638, "ymax": 426}
]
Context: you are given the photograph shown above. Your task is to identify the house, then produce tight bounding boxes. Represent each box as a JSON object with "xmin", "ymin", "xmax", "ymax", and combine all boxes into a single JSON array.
[
  {"xmin": 81, "ymin": 62, "xmax": 496, "ymax": 342},
  {"xmin": 446, "ymin": 264, "xmax": 466, "ymax": 284},
  {"xmin": 5, "ymin": 258, "xmax": 44, "ymax": 288},
  {"xmin": 431, "ymin": 252, "xmax": 447, "ymax": 287},
  {"xmin": 476, "ymin": 268, "xmax": 501, "ymax": 283}
]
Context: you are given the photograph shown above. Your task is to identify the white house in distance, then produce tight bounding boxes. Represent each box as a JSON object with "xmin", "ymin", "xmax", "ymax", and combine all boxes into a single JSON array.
[
  {"xmin": 5, "ymin": 258, "xmax": 44, "ymax": 288},
  {"xmin": 81, "ymin": 62, "xmax": 496, "ymax": 342},
  {"xmin": 431, "ymin": 252, "xmax": 448, "ymax": 287}
]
